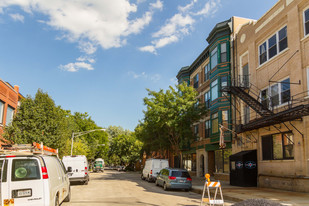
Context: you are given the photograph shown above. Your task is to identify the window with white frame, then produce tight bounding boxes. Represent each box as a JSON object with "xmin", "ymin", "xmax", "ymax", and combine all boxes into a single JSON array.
[
  {"xmin": 260, "ymin": 78, "xmax": 290, "ymax": 108},
  {"xmin": 6, "ymin": 105, "xmax": 14, "ymax": 125},
  {"xmin": 0, "ymin": 101, "xmax": 4, "ymax": 124},
  {"xmin": 211, "ymin": 47, "xmax": 218, "ymax": 69},
  {"xmin": 204, "ymin": 91, "xmax": 211, "ymax": 109},
  {"xmin": 304, "ymin": 8, "xmax": 309, "ymax": 36},
  {"xmin": 204, "ymin": 64, "xmax": 210, "ymax": 81},
  {"xmin": 221, "ymin": 43, "xmax": 227, "ymax": 62},
  {"xmin": 259, "ymin": 26, "xmax": 288, "ymax": 65},
  {"xmin": 211, "ymin": 79, "xmax": 218, "ymax": 101}
]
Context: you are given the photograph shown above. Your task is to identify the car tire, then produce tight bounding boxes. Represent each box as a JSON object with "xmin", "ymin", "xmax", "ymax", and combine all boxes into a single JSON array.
[
  {"xmin": 155, "ymin": 179, "xmax": 159, "ymax": 186},
  {"xmin": 63, "ymin": 188, "xmax": 71, "ymax": 202},
  {"xmin": 55, "ymin": 195, "xmax": 60, "ymax": 206},
  {"xmin": 163, "ymin": 182, "xmax": 168, "ymax": 191}
]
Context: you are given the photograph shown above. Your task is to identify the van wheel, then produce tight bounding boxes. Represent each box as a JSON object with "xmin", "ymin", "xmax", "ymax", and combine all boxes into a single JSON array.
[
  {"xmin": 55, "ymin": 195, "xmax": 60, "ymax": 206},
  {"xmin": 64, "ymin": 188, "xmax": 71, "ymax": 202}
]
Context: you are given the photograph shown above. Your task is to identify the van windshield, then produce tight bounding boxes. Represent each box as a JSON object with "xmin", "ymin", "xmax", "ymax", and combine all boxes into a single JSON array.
[{"xmin": 12, "ymin": 159, "xmax": 41, "ymax": 181}]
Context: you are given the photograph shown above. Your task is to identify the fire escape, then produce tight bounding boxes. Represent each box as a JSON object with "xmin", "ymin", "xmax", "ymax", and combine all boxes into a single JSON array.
[{"xmin": 222, "ymin": 75, "xmax": 309, "ymax": 134}]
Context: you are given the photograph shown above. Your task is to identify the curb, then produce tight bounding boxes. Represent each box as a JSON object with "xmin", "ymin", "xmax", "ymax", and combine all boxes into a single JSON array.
[{"xmin": 191, "ymin": 187, "xmax": 243, "ymax": 203}]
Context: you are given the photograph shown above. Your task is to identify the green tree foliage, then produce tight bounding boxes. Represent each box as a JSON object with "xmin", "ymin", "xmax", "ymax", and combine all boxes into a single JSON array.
[
  {"xmin": 136, "ymin": 82, "xmax": 207, "ymax": 156},
  {"xmin": 108, "ymin": 132, "xmax": 143, "ymax": 166},
  {"xmin": 4, "ymin": 89, "xmax": 73, "ymax": 156}
]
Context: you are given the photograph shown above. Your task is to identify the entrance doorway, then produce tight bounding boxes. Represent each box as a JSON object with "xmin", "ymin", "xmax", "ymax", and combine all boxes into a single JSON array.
[{"xmin": 200, "ymin": 154, "xmax": 205, "ymax": 177}]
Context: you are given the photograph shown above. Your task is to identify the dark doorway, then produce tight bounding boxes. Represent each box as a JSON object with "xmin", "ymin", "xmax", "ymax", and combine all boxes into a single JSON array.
[
  {"xmin": 174, "ymin": 155, "xmax": 180, "ymax": 168},
  {"xmin": 200, "ymin": 154, "xmax": 205, "ymax": 177},
  {"xmin": 208, "ymin": 151, "xmax": 215, "ymax": 176}
]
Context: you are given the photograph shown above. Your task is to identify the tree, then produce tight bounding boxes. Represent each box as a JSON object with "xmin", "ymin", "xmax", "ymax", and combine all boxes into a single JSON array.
[
  {"xmin": 108, "ymin": 132, "xmax": 143, "ymax": 166},
  {"xmin": 136, "ymin": 82, "xmax": 207, "ymax": 156},
  {"xmin": 4, "ymin": 89, "xmax": 73, "ymax": 156}
]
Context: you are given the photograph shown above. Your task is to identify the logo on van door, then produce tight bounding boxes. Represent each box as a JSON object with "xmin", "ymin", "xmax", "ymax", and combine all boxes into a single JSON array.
[{"xmin": 245, "ymin": 161, "xmax": 256, "ymax": 169}]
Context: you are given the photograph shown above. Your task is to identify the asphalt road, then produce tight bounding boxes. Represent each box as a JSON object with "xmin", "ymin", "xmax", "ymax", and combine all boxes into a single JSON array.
[{"xmin": 62, "ymin": 170, "xmax": 234, "ymax": 206}]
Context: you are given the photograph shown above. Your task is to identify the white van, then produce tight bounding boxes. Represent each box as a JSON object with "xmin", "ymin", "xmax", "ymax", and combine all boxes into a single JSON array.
[
  {"xmin": 62, "ymin": 155, "xmax": 89, "ymax": 185},
  {"xmin": 0, "ymin": 154, "xmax": 71, "ymax": 206},
  {"xmin": 141, "ymin": 159, "xmax": 169, "ymax": 182}
]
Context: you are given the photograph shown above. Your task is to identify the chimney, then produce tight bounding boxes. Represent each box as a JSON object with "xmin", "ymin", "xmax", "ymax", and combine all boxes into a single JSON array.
[{"xmin": 14, "ymin": 85, "xmax": 19, "ymax": 93}]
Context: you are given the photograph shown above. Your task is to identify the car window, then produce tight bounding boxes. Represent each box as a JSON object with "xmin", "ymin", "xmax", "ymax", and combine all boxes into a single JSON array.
[
  {"xmin": 12, "ymin": 159, "xmax": 41, "ymax": 181},
  {"xmin": 163, "ymin": 169, "xmax": 169, "ymax": 176},
  {"xmin": 0, "ymin": 160, "xmax": 8, "ymax": 182},
  {"xmin": 171, "ymin": 171, "xmax": 190, "ymax": 178}
]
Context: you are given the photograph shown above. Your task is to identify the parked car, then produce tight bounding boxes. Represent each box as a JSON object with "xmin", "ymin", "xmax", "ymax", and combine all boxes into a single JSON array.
[
  {"xmin": 155, "ymin": 168, "xmax": 192, "ymax": 191},
  {"xmin": 62, "ymin": 155, "xmax": 89, "ymax": 185},
  {"xmin": 141, "ymin": 159, "xmax": 169, "ymax": 182},
  {"xmin": 0, "ymin": 154, "xmax": 71, "ymax": 206},
  {"xmin": 93, "ymin": 158, "xmax": 104, "ymax": 172}
]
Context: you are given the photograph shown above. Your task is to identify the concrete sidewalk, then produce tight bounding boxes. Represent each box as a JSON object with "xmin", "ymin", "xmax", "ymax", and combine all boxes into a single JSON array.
[{"xmin": 191, "ymin": 176, "xmax": 309, "ymax": 206}]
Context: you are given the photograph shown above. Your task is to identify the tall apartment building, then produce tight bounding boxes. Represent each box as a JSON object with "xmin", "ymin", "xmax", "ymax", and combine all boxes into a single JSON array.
[
  {"xmin": 0, "ymin": 78, "xmax": 22, "ymax": 144},
  {"xmin": 228, "ymin": 0, "xmax": 309, "ymax": 192},
  {"xmin": 177, "ymin": 17, "xmax": 252, "ymax": 180}
]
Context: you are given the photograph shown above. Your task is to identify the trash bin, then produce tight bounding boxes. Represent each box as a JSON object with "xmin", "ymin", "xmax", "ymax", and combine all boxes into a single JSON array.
[{"xmin": 229, "ymin": 150, "xmax": 257, "ymax": 187}]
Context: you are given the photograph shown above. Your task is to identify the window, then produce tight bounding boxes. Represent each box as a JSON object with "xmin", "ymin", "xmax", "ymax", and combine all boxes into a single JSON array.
[
  {"xmin": 211, "ymin": 79, "xmax": 218, "ymax": 101},
  {"xmin": 211, "ymin": 47, "xmax": 218, "ymax": 69},
  {"xmin": 242, "ymin": 64, "xmax": 249, "ymax": 88},
  {"xmin": 205, "ymin": 120, "xmax": 210, "ymax": 138},
  {"xmin": 222, "ymin": 110, "xmax": 228, "ymax": 129},
  {"xmin": 204, "ymin": 91, "xmax": 211, "ymax": 109},
  {"xmin": 211, "ymin": 112, "xmax": 218, "ymax": 134},
  {"xmin": 0, "ymin": 101, "xmax": 4, "ymax": 124},
  {"xmin": 194, "ymin": 125, "xmax": 199, "ymax": 138},
  {"xmin": 304, "ymin": 8, "xmax": 309, "ymax": 36},
  {"xmin": 12, "ymin": 159, "xmax": 41, "ymax": 181},
  {"xmin": 262, "ymin": 133, "xmax": 294, "ymax": 160},
  {"xmin": 193, "ymin": 74, "xmax": 199, "ymax": 89},
  {"xmin": 215, "ymin": 149, "xmax": 231, "ymax": 173},
  {"xmin": 6, "ymin": 106, "xmax": 14, "ymax": 126},
  {"xmin": 221, "ymin": 76, "xmax": 228, "ymax": 97},
  {"xmin": 260, "ymin": 78, "xmax": 290, "ymax": 108},
  {"xmin": 259, "ymin": 26, "xmax": 288, "ymax": 65},
  {"xmin": 204, "ymin": 64, "xmax": 210, "ymax": 81},
  {"xmin": 221, "ymin": 43, "xmax": 227, "ymax": 62},
  {"xmin": 244, "ymin": 105, "xmax": 250, "ymax": 124}
]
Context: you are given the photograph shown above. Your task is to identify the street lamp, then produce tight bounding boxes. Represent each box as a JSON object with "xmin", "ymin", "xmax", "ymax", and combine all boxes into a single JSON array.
[{"xmin": 71, "ymin": 128, "xmax": 106, "ymax": 156}]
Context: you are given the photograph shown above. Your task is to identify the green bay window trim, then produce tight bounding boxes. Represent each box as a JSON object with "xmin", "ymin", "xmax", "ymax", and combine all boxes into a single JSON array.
[
  {"xmin": 304, "ymin": 8, "xmax": 309, "ymax": 36},
  {"xmin": 259, "ymin": 26, "xmax": 288, "ymax": 65},
  {"xmin": 193, "ymin": 74, "xmax": 199, "ymax": 89},
  {"xmin": 6, "ymin": 105, "xmax": 15, "ymax": 126},
  {"xmin": 262, "ymin": 132, "xmax": 294, "ymax": 160},
  {"xmin": 0, "ymin": 101, "xmax": 4, "ymax": 124},
  {"xmin": 260, "ymin": 78, "xmax": 290, "ymax": 108},
  {"xmin": 204, "ymin": 64, "xmax": 210, "ymax": 81}
]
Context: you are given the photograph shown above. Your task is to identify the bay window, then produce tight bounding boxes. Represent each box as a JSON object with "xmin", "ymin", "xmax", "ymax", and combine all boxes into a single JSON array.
[
  {"xmin": 221, "ymin": 43, "xmax": 227, "ymax": 62},
  {"xmin": 211, "ymin": 79, "xmax": 218, "ymax": 101},
  {"xmin": 211, "ymin": 112, "xmax": 218, "ymax": 134},
  {"xmin": 211, "ymin": 47, "xmax": 218, "ymax": 69}
]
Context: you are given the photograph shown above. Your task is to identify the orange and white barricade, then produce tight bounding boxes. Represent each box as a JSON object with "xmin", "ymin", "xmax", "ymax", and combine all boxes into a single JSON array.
[{"xmin": 200, "ymin": 174, "xmax": 224, "ymax": 206}]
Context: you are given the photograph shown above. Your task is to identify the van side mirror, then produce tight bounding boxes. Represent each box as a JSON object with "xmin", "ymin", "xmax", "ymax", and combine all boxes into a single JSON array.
[{"xmin": 67, "ymin": 167, "xmax": 72, "ymax": 173}]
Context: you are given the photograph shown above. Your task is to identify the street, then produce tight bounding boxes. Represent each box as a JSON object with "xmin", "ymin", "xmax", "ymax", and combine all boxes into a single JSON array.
[{"xmin": 62, "ymin": 170, "xmax": 234, "ymax": 206}]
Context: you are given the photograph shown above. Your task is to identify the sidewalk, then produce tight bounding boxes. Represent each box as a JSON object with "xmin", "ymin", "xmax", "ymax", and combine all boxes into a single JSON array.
[{"xmin": 191, "ymin": 176, "xmax": 309, "ymax": 206}]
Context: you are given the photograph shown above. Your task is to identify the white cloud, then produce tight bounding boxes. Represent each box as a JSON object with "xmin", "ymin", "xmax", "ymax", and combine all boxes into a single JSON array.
[
  {"xmin": 9, "ymin": 13, "xmax": 24, "ymax": 23},
  {"xmin": 128, "ymin": 71, "xmax": 161, "ymax": 82},
  {"xmin": 140, "ymin": 0, "xmax": 221, "ymax": 54},
  {"xmin": 0, "ymin": 0, "xmax": 162, "ymax": 50},
  {"xmin": 59, "ymin": 61, "xmax": 94, "ymax": 72},
  {"xmin": 78, "ymin": 42, "xmax": 97, "ymax": 55}
]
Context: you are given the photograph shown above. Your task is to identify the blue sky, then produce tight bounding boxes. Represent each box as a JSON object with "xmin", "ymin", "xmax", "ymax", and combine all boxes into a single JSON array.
[{"xmin": 0, "ymin": 0, "xmax": 278, "ymax": 131}]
